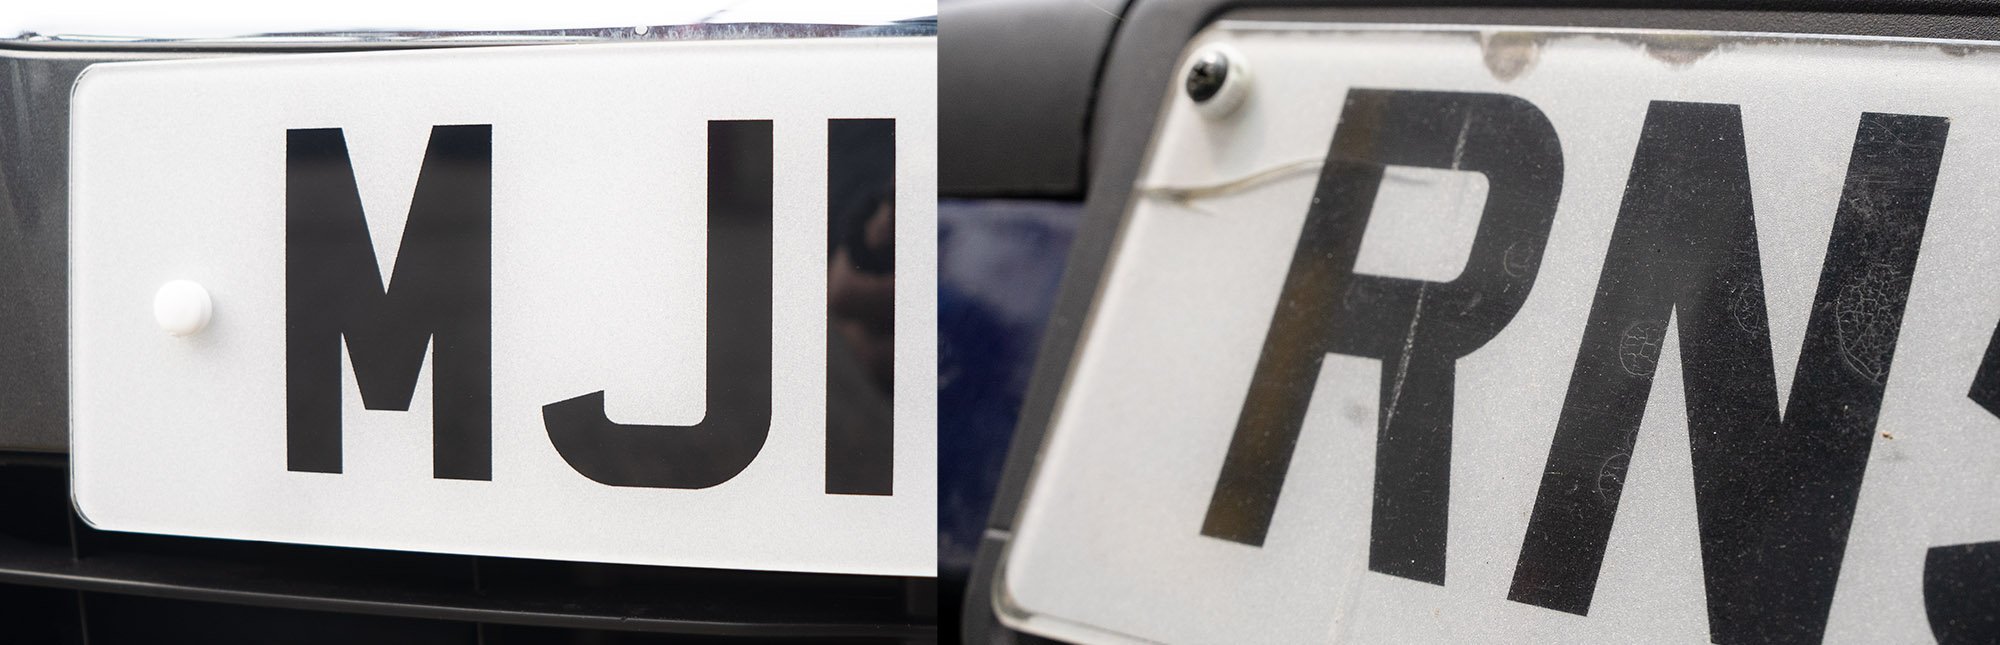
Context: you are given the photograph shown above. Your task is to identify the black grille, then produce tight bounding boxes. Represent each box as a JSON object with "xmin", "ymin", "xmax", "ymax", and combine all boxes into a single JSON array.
[{"xmin": 0, "ymin": 453, "xmax": 935, "ymax": 643}]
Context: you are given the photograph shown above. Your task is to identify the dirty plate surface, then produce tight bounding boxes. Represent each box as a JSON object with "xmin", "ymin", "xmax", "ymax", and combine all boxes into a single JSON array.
[{"xmin": 1000, "ymin": 24, "xmax": 2000, "ymax": 643}]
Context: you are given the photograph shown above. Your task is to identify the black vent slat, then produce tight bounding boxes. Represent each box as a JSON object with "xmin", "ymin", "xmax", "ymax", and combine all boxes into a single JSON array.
[
  {"xmin": 0, "ymin": 583, "xmax": 84, "ymax": 644},
  {"xmin": 82, "ymin": 592, "xmax": 477, "ymax": 645},
  {"xmin": 0, "ymin": 459, "xmax": 932, "ymax": 641}
]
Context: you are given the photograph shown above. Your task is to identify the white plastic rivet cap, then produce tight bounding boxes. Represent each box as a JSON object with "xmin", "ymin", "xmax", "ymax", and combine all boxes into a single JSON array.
[{"xmin": 154, "ymin": 280, "xmax": 212, "ymax": 337}]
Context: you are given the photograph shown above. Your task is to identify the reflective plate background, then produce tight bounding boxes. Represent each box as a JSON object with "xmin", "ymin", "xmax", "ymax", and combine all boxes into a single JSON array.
[{"xmin": 69, "ymin": 38, "xmax": 937, "ymax": 577}]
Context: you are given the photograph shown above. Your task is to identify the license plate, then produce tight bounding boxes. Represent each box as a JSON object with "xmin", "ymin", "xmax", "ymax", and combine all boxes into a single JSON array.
[
  {"xmin": 999, "ymin": 24, "xmax": 2000, "ymax": 641},
  {"xmin": 69, "ymin": 38, "xmax": 935, "ymax": 576}
]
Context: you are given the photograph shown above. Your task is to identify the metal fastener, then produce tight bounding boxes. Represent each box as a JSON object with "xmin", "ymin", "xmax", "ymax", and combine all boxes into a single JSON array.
[
  {"xmin": 1186, "ymin": 50, "xmax": 1230, "ymax": 103},
  {"xmin": 1186, "ymin": 44, "xmax": 1250, "ymax": 118}
]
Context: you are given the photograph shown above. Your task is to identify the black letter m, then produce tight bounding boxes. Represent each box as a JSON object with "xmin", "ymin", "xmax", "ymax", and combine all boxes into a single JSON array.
[{"xmin": 286, "ymin": 125, "xmax": 492, "ymax": 480}]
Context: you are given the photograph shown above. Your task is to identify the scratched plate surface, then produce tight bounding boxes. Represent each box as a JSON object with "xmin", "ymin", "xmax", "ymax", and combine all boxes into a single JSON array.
[
  {"xmin": 69, "ymin": 39, "xmax": 935, "ymax": 576},
  {"xmin": 999, "ymin": 24, "xmax": 2000, "ymax": 642}
]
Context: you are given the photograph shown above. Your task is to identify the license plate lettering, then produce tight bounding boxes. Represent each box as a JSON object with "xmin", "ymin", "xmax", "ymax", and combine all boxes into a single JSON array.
[{"xmin": 1206, "ymin": 89, "xmax": 1970, "ymax": 641}]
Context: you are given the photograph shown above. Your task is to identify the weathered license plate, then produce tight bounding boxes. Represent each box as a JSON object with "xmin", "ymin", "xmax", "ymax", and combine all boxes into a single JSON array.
[{"xmin": 1001, "ymin": 24, "xmax": 2000, "ymax": 642}]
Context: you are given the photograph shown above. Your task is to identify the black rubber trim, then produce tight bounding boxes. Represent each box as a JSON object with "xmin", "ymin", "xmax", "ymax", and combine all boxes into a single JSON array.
[
  {"xmin": 969, "ymin": 3, "xmax": 2000, "ymax": 642},
  {"xmin": 938, "ymin": 0, "xmax": 1131, "ymax": 198}
]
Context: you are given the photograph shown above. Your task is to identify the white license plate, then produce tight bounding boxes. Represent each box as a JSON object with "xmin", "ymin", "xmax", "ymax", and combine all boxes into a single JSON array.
[
  {"xmin": 69, "ymin": 38, "xmax": 936, "ymax": 576},
  {"xmin": 1000, "ymin": 24, "xmax": 2000, "ymax": 641}
]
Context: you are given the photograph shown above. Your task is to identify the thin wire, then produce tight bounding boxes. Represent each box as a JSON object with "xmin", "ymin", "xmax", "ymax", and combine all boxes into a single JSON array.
[{"xmin": 1137, "ymin": 156, "xmax": 1323, "ymax": 205}]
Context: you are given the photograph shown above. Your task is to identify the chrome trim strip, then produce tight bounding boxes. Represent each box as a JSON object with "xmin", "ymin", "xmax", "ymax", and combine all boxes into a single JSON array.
[{"xmin": 1, "ymin": 20, "xmax": 936, "ymax": 51}]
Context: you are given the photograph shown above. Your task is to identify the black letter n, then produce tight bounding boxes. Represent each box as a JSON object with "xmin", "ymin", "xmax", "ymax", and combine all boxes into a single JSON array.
[
  {"xmin": 286, "ymin": 125, "xmax": 492, "ymax": 480},
  {"xmin": 1508, "ymin": 104, "xmax": 1947, "ymax": 644}
]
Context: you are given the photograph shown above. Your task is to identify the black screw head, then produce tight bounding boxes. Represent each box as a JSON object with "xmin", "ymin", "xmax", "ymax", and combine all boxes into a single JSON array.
[{"xmin": 1185, "ymin": 51, "xmax": 1229, "ymax": 103}]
